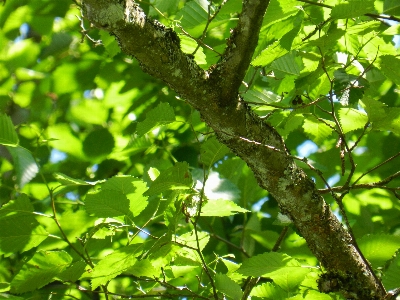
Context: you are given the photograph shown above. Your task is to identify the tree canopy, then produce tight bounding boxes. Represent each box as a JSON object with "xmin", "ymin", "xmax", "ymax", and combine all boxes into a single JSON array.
[{"xmin": 1, "ymin": 0, "xmax": 400, "ymax": 299}]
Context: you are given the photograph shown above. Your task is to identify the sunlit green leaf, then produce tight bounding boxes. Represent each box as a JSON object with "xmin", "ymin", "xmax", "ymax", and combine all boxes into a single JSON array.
[
  {"xmin": 252, "ymin": 41, "xmax": 289, "ymax": 66},
  {"xmin": 102, "ymin": 176, "xmax": 148, "ymax": 216},
  {"xmin": 338, "ymin": 108, "xmax": 368, "ymax": 133},
  {"xmin": 250, "ymin": 282, "xmax": 288, "ymax": 299},
  {"xmin": 201, "ymin": 199, "xmax": 249, "ymax": 216},
  {"xmin": 331, "ymin": 0, "xmax": 375, "ymax": 19}
]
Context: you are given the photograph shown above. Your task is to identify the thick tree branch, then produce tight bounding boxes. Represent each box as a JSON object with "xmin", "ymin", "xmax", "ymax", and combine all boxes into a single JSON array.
[
  {"xmin": 81, "ymin": 0, "xmax": 386, "ymax": 298},
  {"xmin": 209, "ymin": 0, "xmax": 270, "ymax": 106}
]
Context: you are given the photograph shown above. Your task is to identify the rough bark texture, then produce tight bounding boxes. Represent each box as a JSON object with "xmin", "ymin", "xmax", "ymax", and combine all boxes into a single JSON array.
[{"xmin": 82, "ymin": 0, "xmax": 386, "ymax": 298}]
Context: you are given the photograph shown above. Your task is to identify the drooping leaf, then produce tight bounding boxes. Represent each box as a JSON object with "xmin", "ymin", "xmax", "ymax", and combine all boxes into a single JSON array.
[
  {"xmin": 0, "ymin": 113, "xmax": 19, "ymax": 146},
  {"xmin": 0, "ymin": 194, "xmax": 48, "ymax": 255},
  {"xmin": 85, "ymin": 189, "xmax": 131, "ymax": 217},
  {"xmin": 10, "ymin": 251, "xmax": 72, "ymax": 293},
  {"xmin": 136, "ymin": 102, "xmax": 176, "ymax": 136},
  {"xmin": 54, "ymin": 172, "xmax": 92, "ymax": 186},
  {"xmin": 215, "ymin": 273, "xmax": 243, "ymax": 300},
  {"xmin": 358, "ymin": 234, "xmax": 400, "ymax": 268},
  {"xmin": 6, "ymin": 146, "xmax": 38, "ymax": 187},
  {"xmin": 201, "ymin": 199, "xmax": 249, "ymax": 216},
  {"xmin": 145, "ymin": 162, "xmax": 192, "ymax": 196}
]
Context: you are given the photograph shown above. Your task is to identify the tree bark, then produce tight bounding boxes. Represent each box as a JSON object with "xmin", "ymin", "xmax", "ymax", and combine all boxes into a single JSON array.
[{"xmin": 81, "ymin": 0, "xmax": 386, "ymax": 298}]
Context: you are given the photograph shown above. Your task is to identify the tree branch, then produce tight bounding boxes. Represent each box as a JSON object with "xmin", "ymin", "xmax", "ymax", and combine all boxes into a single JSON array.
[{"xmin": 81, "ymin": 0, "xmax": 387, "ymax": 298}]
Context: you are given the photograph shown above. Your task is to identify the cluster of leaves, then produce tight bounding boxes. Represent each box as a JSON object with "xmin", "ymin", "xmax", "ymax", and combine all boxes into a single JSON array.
[{"xmin": 0, "ymin": 0, "xmax": 400, "ymax": 299}]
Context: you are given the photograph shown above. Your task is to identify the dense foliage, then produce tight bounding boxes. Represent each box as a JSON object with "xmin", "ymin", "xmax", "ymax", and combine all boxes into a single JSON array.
[{"xmin": 1, "ymin": 0, "xmax": 400, "ymax": 299}]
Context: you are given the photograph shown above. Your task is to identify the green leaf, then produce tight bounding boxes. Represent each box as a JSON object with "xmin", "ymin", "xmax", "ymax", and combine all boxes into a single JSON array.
[
  {"xmin": 303, "ymin": 115, "xmax": 335, "ymax": 144},
  {"xmin": 83, "ymin": 128, "xmax": 115, "ymax": 160},
  {"xmin": 358, "ymin": 234, "xmax": 400, "ymax": 268},
  {"xmin": 215, "ymin": 273, "xmax": 243, "ymax": 300},
  {"xmin": 56, "ymin": 260, "xmax": 87, "ymax": 282},
  {"xmin": 47, "ymin": 123, "xmax": 84, "ymax": 158},
  {"xmin": 0, "ymin": 194, "xmax": 48, "ymax": 255},
  {"xmin": 251, "ymin": 282, "xmax": 288, "ymax": 299},
  {"xmin": 262, "ymin": 0, "xmax": 299, "ymax": 27},
  {"xmin": 200, "ymin": 136, "xmax": 229, "ymax": 168},
  {"xmin": 179, "ymin": 35, "xmax": 207, "ymax": 65},
  {"xmin": 101, "ymin": 176, "xmax": 149, "ymax": 217},
  {"xmin": 69, "ymin": 99, "xmax": 109, "ymax": 126},
  {"xmin": 338, "ymin": 108, "xmax": 368, "ymax": 133},
  {"xmin": 6, "ymin": 146, "xmax": 39, "ymax": 187},
  {"xmin": 271, "ymin": 52, "xmax": 303, "ymax": 75},
  {"xmin": 127, "ymin": 259, "xmax": 159, "ymax": 278},
  {"xmin": 176, "ymin": 0, "xmax": 228, "ymax": 37},
  {"xmin": 100, "ymin": 31, "xmax": 121, "ymax": 57},
  {"xmin": 242, "ymin": 89, "xmax": 281, "ymax": 104},
  {"xmin": 201, "ymin": 199, "xmax": 249, "ymax": 216},
  {"xmin": 136, "ymin": 102, "xmax": 175, "ymax": 136},
  {"xmin": 145, "ymin": 162, "xmax": 192, "ymax": 196},
  {"xmin": 382, "ymin": 255, "xmax": 400, "ymax": 290},
  {"xmin": 0, "ymin": 114, "xmax": 19, "ymax": 146},
  {"xmin": 362, "ymin": 98, "xmax": 400, "ymax": 135},
  {"xmin": 89, "ymin": 244, "xmax": 143, "ymax": 289},
  {"xmin": 379, "ymin": 55, "xmax": 400, "ymax": 85},
  {"xmin": 85, "ymin": 189, "xmax": 131, "ymax": 217},
  {"xmin": 383, "ymin": 0, "xmax": 400, "ymax": 15},
  {"xmin": 54, "ymin": 172, "xmax": 92, "ymax": 186},
  {"xmin": 237, "ymin": 252, "xmax": 296, "ymax": 277},
  {"xmin": 175, "ymin": 230, "xmax": 209, "ymax": 251},
  {"xmin": 252, "ymin": 41, "xmax": 289, "ymax": 66},
  {"xmin": 331, "ymin": 0, "xmax": 375, "ymax": 19},
  {"xmin": 10, "ymin": 250, "xmax": 72, "ymax": 293}
]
